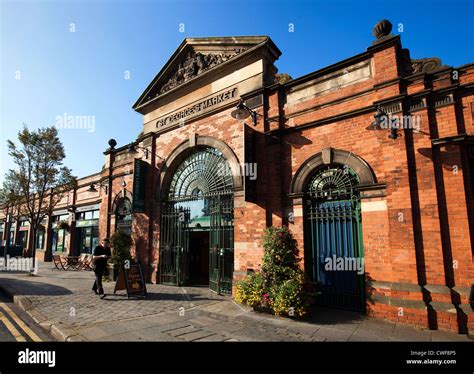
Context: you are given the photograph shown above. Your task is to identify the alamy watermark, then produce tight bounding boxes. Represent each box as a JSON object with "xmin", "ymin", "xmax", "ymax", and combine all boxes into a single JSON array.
[
  {"xmin": 324, "ymin": 255, "xmax": 365, "ymax": 275},
  {"xmin": 55, "ymin": 113, "xmax": 95, "ymax": 133},
  {"xmin": 217, "ymin": 162, "xmax": 257, "ymax": 180},
  {"xmin": 0, "ymin": 255, "xmax": 38, "ymax": 274},
  {"xmin": 380, "ymin": 113, "xmax": 421, "ymax": 132}
]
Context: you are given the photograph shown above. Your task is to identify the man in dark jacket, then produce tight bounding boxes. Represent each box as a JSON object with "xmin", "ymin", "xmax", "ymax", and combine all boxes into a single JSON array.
[{"xmin": 92, "ymin": 239, "xmax": 112, "ymax": 299}]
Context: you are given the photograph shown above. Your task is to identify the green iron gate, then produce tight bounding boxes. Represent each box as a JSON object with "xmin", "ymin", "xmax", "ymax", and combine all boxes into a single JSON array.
[
  {"xmin": 209, "ymin": 196, "xmax": 234, "ymax": 294},
  {"xmin": 159, "ymin": 147, "xmax": 234, "ymax": 292},
  {"xmin": 159, "ymin": 204, "xmax": 190, "ymax": 286},
  {"xmin": 304, "ymin": 165, "xmax": 365, "ymax": 312}
]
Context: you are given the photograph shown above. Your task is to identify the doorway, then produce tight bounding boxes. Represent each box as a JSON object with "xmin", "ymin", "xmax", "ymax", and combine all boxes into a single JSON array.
[
  {"xmin": 189, "ymin": 231, "xmax": 209, "ymax": 285},
  {"xmin": 304, "ymin": 165, "xmax": 365, "ymax": 312},
  {"xmin": 159, "ymin": 147, "xmax": 235, "ymax": 293}
]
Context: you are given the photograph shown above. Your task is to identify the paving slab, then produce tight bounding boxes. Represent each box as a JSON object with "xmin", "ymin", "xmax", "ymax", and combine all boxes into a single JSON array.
[
  {"xmin": 164, "ymin": 325, "xmax": 197, "ymax": 337},
  {"xmin": 389, "ymin": 324, "xmax": 435, "ymax": 342},
  {"xmin": 286, "ymin": 321, "xmax": 321, "ymax": 337},
  {"xmin": 0, "ymin": 261, "xmax": 471, "ymax": 342},
  {"xmin": 194, "ymin": 333, "xmax": 227, "ymax": 342},
  {"xmin": 313, "ymin": 326, "xmax": 357, "ymax": 341},
  {"xmin": 188, "ymin": 316, "xmax": 221, "ymax": 327},
  {"xmin": 179, "ymin": 329, "xmax": 217, "ymax": 341},
  {"xmin": 204, "ymin": 321, "xmax": 246, "ymax": 334},
  {"xmin": 131, "ymin": 326, "xmax": 181, "ymax": 342}
]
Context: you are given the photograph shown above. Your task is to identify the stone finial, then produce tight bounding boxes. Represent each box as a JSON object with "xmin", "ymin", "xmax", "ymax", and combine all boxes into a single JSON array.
[
  {"xmin": 108, "ymin": 138, "xmax": 117, "ymax": 149},
  {"xmin": 372, "ymin": 19, "xmax": 393, "ymax": 39}
]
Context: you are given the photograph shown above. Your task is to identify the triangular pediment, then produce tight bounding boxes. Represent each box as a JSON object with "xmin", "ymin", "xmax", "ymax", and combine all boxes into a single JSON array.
[{"xmin": 133, "ymin": 36, "xmax": 280, "ymax": 112}]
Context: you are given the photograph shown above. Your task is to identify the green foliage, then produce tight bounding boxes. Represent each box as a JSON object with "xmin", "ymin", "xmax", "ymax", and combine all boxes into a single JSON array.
[
  {"xmin": 272, "ymin": 269, "xmax": 316, "ymax": 318},
  {"xmin": 234, "ymin": 226, "xmax": 316, "ymax": 319},
  {"xmin": 4, "ymin": 125, "xmax": 76, "ymax": 237},
  {"xmin": 234, "ymin": 272, "xmax": 265, "ymax": 309},
  {"xmin": 110, "ymin": 230, "xmax": 133, "ymax": 267}
]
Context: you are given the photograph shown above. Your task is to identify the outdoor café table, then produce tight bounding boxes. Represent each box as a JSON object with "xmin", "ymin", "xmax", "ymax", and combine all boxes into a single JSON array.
[{"xmin": 64, "ymin": 256, "xmax": 80, "ymax": 270}]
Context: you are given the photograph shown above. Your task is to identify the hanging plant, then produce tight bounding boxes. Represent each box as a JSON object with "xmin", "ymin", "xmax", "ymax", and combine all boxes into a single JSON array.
[{"xmin": 58, "ymin": 220, "xmax": 70, "ymax": 231}]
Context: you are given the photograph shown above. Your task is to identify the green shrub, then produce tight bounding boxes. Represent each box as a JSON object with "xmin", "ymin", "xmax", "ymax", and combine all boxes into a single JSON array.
[
  {"xmin": 110, "ymin": 230, "xmax": 132, "ymax": 267},
  {"xmin": 235, "ymin": 272, "xmax": 266, "ymax": 309},
  {"xmin": 234, "ymin": 226, "xmax": 316, "ymax": 319},
  {"xmin": 272, "ymin": 269, "xmax": 316, "ymax": 318}
]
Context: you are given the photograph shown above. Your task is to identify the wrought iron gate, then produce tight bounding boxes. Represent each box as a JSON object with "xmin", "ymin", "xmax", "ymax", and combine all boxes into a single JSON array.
[
  {"xmin": 159, "ymin": 147, "xmax": 235, "ymax": 291},
  {"xmin": 159, "ymin": 204, "xmax": 190, "ymax": 286},
  {"xmin": 209, "ymin": 196, "xmax": 234, "ymax": 294},
  {"xmin": 304, "ymin": 165, "xmax": 365, "ymax": 311}
]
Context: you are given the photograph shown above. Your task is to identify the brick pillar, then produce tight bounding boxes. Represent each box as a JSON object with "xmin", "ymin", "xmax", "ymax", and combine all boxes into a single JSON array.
[
  {"xmin": 408, "ymin": 107, "xmax": 446, "ymax": 287},
  {"xmin": 434, "ymin": 100, "xmax": 474, "ymax": 290},
  {"xmin": 380, "ymin": 132, "xmax": 419, "ymax": 284}
]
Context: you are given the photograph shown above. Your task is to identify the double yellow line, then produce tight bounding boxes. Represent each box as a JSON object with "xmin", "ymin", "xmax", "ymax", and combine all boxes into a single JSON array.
[{"xmin": 0, "ymin": 302, "xmax": 42, "ymax": 342}]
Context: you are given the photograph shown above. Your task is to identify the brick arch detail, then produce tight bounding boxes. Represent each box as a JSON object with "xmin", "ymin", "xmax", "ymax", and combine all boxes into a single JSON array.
[
  {"xmin": 111, "ymin": 189, "xmax": 133, "ymax": 214},
  {"xmin": 289, "ymin": 147, "xmax": 377, "ymax": 195}
]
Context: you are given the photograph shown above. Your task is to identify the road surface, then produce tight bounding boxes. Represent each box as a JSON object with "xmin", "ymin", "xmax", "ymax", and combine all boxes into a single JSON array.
[{"xmin": 0, "ymin": 290, "xmax": 52, "ymax": 342}]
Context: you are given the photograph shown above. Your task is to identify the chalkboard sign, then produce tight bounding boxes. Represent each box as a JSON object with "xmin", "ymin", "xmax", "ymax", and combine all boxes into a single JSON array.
[{"xmin": 113, "ymin": 263, "xmax": 147, "ymax": 298}]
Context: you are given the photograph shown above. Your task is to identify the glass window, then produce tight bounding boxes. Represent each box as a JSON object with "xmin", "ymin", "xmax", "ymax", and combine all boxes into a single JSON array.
[
  {"xmin": 91, "ymin": 226, "xmax": 99, "ymax": 249},
  {"xmin": 52, "ymin": 214, "xmax": 69, "ymax": 222},
  {"xmin": 36, "ymin": 229, "xmax": 45, "ymax": 250},
  {"xmin": 52, "ymin": 229, "xmax": 68, "ymax": 253},
  {"xmin": 76, "ymin": 210, "xmax": 99, "ymax": 221},
  {"xmin": 82, "ymin": 227, "xmax": 92, "ymax": 252},
  {"xmin": 8, "ymin": 229, "xmax": 14, "ymax": 246},
  {"xmin": 17, "ymin": 231, "xmax": 28, "ymax": 248},
  {"xmin": 78, "ymin": 226, "xmax": 99, "ymax": 254}
]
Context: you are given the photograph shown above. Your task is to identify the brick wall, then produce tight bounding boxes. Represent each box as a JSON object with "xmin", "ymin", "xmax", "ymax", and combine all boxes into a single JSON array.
[{"xmin": 8, "ymin": 32, "xmax": 472, "ymax": 335}]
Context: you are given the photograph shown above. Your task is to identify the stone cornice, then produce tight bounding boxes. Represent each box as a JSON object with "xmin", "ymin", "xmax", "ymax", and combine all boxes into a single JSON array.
[{"xmin": 133, "ymin": 37, "xmax": 280, "ymax": 114}]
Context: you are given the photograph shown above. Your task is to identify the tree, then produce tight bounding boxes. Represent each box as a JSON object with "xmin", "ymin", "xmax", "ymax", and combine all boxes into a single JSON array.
[
  {"xmin": 0, "ymin": 175, "xmax": 22, "ymax": 257},
  {"xmin": 5, "ymin": 125, "xmax": 76, "ymax": 270}
]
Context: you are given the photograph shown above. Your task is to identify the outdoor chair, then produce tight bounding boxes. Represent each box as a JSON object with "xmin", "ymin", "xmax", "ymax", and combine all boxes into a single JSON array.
[
  {"xmin": 83, "ymin": 254, "xmax": 93, "ymax": 271},
  {"xmin": 78, "ymin": 253, "xmax": 93, "ymax": 271},
  {"xmin": 52, "ymin": 254, "xmax": 67, "ymax": 270}
]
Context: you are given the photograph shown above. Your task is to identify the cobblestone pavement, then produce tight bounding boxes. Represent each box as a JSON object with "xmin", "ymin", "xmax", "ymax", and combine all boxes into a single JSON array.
[{"xmin": 0, "ymin": 262, "xmax": 472, "ymax": 342}]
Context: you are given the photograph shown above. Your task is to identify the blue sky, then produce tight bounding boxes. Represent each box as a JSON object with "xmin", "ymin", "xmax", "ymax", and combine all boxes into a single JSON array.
[{"xmin": 1, "ymin": 0, "xmax": 473, "ymax": 183}]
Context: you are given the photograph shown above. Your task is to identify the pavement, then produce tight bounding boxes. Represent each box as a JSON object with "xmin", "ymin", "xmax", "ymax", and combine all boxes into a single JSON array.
[{"xmin": 0, "ymin": 262, "xmax": 472, "ymax": 342}]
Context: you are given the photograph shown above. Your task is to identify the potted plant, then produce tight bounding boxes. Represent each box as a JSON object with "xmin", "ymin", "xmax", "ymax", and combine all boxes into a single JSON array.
[
  {"xmin": 234, "ymin": 226, "xmax": 317, "ymax": 319},
  {"xmin": 108, "ymin": 230, "xmax": 133, "ymax": 281},
  {"xmin": 57, "ymin": 220, "xmax": 70, "ymax": 231}
]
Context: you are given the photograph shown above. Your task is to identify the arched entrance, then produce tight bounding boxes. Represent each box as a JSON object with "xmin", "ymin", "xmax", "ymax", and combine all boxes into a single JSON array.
[
  {"xmin": 304, "ymin": 165, "xmax": 365, "ymax": 311},
  {"xmin": 159, "ymin": 147, "xmax": 234, "ymax": 294},
  {"xmin": 291, "ymin": 148, "xmax": 376, "ymax": 312}
]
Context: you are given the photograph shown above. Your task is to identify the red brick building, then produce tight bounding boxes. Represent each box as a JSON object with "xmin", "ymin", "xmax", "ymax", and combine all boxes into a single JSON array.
[{"xmin": 2, "ymin": 20, "xmax": 473, "ymax": 334}]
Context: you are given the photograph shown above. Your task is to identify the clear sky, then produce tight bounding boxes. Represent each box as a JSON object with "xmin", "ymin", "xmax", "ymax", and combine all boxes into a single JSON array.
[{"xmin": 1, "ymin": 0, "xmax": 473, "ymax": 183}]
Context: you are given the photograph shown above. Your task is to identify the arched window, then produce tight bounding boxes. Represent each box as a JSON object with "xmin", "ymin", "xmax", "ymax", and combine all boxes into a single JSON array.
[{"xmin": 168, "ymin": 147, "xmax": 234, "ymax": 202}]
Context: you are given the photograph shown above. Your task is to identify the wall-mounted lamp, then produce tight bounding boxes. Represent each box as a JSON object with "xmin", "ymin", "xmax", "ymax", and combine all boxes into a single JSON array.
[
  {"xmin": 366, "ymin": 106, "xmax": 400, "ymax": 139},
  {"xmin": 231, "ymin": 99, "xmax": 259, "ymax": 126},
  {"xmin": 87, "ymin": 183, "xmax": 108, "ymax": 195},
  {"xmin": 128, "ymin": 143, "xmax": 149, "ymax": 159},
  {"xmin": 121, "ymin": 179, "xmax": 127, "ymax": 188},
  {"xmin": 128, "ymin": 143, "xmax": 164, "ymax": 160}
]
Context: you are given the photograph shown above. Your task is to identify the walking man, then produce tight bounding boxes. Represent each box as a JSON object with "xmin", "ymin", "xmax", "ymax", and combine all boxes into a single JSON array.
[{"xmin": 92, "ymin": 239, "xmax": 112, "ymax": 299}]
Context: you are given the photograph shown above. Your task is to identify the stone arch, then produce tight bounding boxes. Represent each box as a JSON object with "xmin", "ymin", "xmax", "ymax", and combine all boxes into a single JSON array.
[
  {"xmin": 158, "ymin": 135, "xmax": 243, "ymax": 199},
  {"xmin": 289, "ymin": 147, "xmax": 377, "ymax": 196},
  {"xmin": 111, "ymin": 189, "xmax": 133, "ymax": 213}
]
